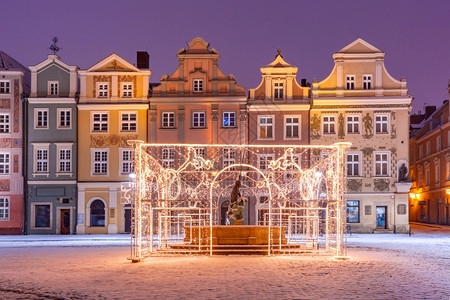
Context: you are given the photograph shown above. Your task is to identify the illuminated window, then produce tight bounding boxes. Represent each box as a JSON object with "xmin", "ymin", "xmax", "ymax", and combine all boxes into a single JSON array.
[
  {"xmin": 375, "ymin": 114, "xmax": 389, "ymax": 134},
  {"xmin": 346, "ymin": 75, "xmax": 355, "ymax": 90},
  {"xmin": 222, "ymin": 148, "xmax": 236, "ymax": 169},
  {"xmin": 97, "ymin": 82, "xmax": 109, "ymax": 98},
  {"xmin": 323, "ymin": 116, "xmax": 335, "ymax": 134},
  {"xmin": 274, "ymin": 82, "xmax": 284, "ymax": 99},
  {"xmin": 0, "ymin": 153, "xmax": 9, "ymax": 174},
  {"xmin": 362, "ymin": 75, "xmax": 372, "ymax": 90},
  {"xmin": 258, "ymin": 116, "xmax": 274, "ymax": 139},
  {"xmin": 162, "ymin": 112, "xmax": 175, "ymax": 128},
  {"xmin": 48, "ymin": 81, "xmax": 59, "ymax": 96},
  {"xmin": 347, "ymin": 153, "xmax": 361, "ymax": 177},
  {"xmin": 0, "ymin": 114, "xmax": 9, "ymax": 133},
  {"xmin": 374, "ymin": 152, "xmax": 389, "ymax": 176},
  {"xmin": 192, "ymin": 112, "xmax": 206, "ymax": 128},
  {"xmin": 0, "ymin": 81, "xmax": 10, "ymax": 94},
  {"xmin": 121, "ymin": 83, "xmax": 133, "ymax": 98},
  {"xmin": 0, "ymin": 197, "xmax": 9, "ymax": 220},
  {"xmin": 193, "ymin": 79, "xmax": 203, "ymax": 93},
  {"xmin": 35, "ymin": 109, "xmax": 49, "ymax": 129},
  {"xmin": 223, "ymin": 112, "xmax": 235, "ymax": 127},
  {"xmin": 347, "ymin": 115, "xmax": 360, "ymax": 134},
  {"xmin": 258, "ymin": 155, "xmax": 274, "ymax": 173},
  {"xmin": 347, "ymin": 200, "xmax": 360, "ymax": 223},
  {"xmin": 162, "ymin": 148, "xmax": 175, "ymax": 168},
  {"xmin": 285, "ymin": 116, "xmax": 300, "ymax": 139},
  {"xmin": 57, "ymin": 108, "xmax": 71, "ymax": 129},
  {"xmin": 120, "ymin": 112, "xmax": 137, "ymax": 132},
  {"xmin": 91, "ymin": 112, "xmax": 108, "ymax": 132}
]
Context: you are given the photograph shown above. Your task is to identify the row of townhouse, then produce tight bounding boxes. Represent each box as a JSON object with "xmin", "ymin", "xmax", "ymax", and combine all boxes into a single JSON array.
[
  {"xmin": 409, "ymin": 93, "xmax": 450, "ymax": 226},
  {"xmin": 0, "ymin": 37, "xmax": 413, "ymax": 235}
]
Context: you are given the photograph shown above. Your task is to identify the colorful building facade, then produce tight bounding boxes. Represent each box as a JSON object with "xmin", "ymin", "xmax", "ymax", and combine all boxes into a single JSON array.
[
  {"xmin": 77, "ymin": 53, "xmax": 151, "ymax": 234},
  {"xmin": 26, "ymin": 55, "xmax": 78, "ymax": 234},
  {"xmin": 0, "ymin": 51, "xmax": 28, "ymax": 234},
  {"xmin": 311, "ymin": 39, "xmax": 413, "ymax": 233},
  {"xmin": 409, "ymin": 93, "xmax": 450, "ymax": 225}
]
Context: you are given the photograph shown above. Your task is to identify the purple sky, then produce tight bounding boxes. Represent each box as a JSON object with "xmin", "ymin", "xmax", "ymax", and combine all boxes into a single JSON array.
[{"xmin": 2, "ymin": 0, "xmax": 449, "ymax": 113}]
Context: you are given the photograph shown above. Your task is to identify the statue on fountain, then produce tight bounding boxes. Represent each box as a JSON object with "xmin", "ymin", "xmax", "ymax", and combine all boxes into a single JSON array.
[{"xmin": 227, "ymin": 178, "xmax": 246, "ymax": 225}]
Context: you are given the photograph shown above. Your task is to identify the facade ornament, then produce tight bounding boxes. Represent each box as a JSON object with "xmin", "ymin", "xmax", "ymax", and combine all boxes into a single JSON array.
[
  {"xmin": 211, "ymin": 111, "xmax": 218, "ymax": 121},
  {"xmin": 90, "ymin": 135, "xmax": 138, "ymax": 148},
  {"xmin": 362, "ymin": 147, "xmax": 374, "ymax": 156},
  {"xmin": 347, "ymin": 179, "xmax": 362, "ymax": 192},
  {"xmin": 0, "ymin": 179, "xmax": 10, "ymax": 192},
  {"xmin": 398, "ymin": 163, "xmax": 409, "ymax": 182},
  {"xmin": 362, "ymin": 113, "xmax": 373, "ymax": 139},
  {"xmin": 338, "ymin": 113, "xmax": 345, "ymax": 139},
  {"xmin": 310, "ymin": 114, "xmax": 321, "ymax": 139},
  {"xmin": 391, "ymin": 124, "xmax": 397, "ymax": 139},
  {"xmin": 178, "ymin": 111, "xmax": 185, "ymax": 121},
  {"xmin": 93, "ymin": 75, "xmax": 112, "ymax": 98},
  {"xmin": 119, "ymin": 75, "xmax": 137, "ymax": 98},
  {"xmin": 239, "ymin": 111, "xmax": 246, "ymax": 121},
  {"xmin": 312, "ymin": 148, "xmax": 321, "ymax": 156},
  {"xmin": 374, "ymin": 179, "xmax": 390, "ymax": 191},
  {"xmin": 149, "ymin": 111, "xmax": 157, "ymax": 122}
]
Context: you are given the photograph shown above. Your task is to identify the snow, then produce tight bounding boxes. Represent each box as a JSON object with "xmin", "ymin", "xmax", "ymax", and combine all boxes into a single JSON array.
[{"xmin": 0, "ymin": 223, "xmax": 449, "ymax": 299}]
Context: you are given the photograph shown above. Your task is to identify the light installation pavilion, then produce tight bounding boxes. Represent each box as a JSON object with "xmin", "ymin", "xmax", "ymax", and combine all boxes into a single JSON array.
[{"xmin": 121, "ymin": 141, "xmax": 350, "ymax": 261}]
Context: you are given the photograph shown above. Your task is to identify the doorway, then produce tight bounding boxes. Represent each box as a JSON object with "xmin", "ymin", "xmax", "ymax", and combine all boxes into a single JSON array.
[
  {"xmin": 124, "ymin": 208, "xmax": 131, "ymax": 233},
  {"xmin": 220, "ymin": 201, "xmax": 229, "ymax": 225},
  {"xmin": 376, "ymin": 206, "xmax": 387, "ymax": 229},
  {"xmin": 60, "ymin": 209, "xmax": 70, "ymax": 234}
]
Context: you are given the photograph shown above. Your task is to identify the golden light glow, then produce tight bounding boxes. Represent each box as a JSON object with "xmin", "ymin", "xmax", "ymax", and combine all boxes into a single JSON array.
[{"xmin": 409, "ymin": 193, "xmax": 415, "ymax": 199}]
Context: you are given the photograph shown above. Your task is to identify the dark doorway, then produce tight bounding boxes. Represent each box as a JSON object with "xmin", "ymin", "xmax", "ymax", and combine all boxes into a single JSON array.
[
  {"xmin": 376, "ymin": 206, "xmax": 387, "ymax": 229},
  {"xmin": 125, "ymin": 208, "xmax": 131, "ymax": 233},
  {"xmin": 220, "ymin": 201, "xmax": 229, "ymax": 225},
  {"xmin": 60, "ymin": 209, "xmax": 70, "ymax": 234}
]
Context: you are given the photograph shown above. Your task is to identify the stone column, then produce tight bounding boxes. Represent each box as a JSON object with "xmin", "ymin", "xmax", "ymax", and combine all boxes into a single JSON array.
[{"xmin": 76, "ymin": 185, "xmax": 85, "ymax": 234}]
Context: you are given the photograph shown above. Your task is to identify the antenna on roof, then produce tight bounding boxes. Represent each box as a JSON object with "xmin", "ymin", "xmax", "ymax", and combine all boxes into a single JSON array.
[{"xmin": 49, "ymin": 37, "xmax": 61, "ymax": 55}]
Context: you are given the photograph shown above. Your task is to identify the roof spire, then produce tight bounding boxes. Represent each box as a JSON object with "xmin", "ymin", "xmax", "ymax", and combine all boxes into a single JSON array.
[{"xmin": 276, "ymin": 48, "xmax": 283, "ymax": 58}]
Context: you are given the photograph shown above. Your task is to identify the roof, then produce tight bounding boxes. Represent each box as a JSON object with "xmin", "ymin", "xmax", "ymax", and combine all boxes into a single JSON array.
[{"xmin": 0, "ymin": 51, "xmax": 31, "ymax": 93}]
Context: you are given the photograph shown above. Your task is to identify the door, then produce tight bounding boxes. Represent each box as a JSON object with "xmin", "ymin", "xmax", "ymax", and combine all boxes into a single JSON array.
[
  {"xmin": 60, "ymin": 209, "xmax": 70, "ymax": 234},
  {"xmin": 220, "ymin": 201, "xmax": 229, "ymax": 225},
  {"xmin": 124, "ymin": 208, "xmax": 131, "ymax": 233},
  {"xmin": 376, "ymin": 206, "xmax": 387, "ymax": 229}
]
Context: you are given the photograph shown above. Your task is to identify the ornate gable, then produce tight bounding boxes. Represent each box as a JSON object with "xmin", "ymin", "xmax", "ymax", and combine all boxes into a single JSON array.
[{"xmin": 87, "ymin": 53, "xmax": 140, "ymax": 73}]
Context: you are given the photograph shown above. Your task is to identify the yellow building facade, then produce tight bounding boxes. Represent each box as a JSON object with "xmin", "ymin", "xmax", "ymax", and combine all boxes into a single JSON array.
[{"xmin": 76, "ymin": 53, "xmax": 150, "ymax": 234}]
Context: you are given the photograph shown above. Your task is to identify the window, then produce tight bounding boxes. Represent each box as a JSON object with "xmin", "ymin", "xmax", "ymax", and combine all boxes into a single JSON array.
[
  {"xmin": 436, "ymin": 136, "xmax": 441, "ymax": 152},
  {"xmin": 374, "ymin": 152, "xmax": 389, "ymax": 176},
  {"xmin": 121, "ymin": 83, "xmax": 133, "ymax": 98},
  {"xmin": 426, "ymin": 141, "xmax": 431, "ymax": 156},
  {"xmin": 0, "ymin": 197, "xmax": 9, "ymax": 220},
  {"xmin": 347, "ymin": 201, "xmax": 360, "ymax": 223},
  {"xmin": 195, "ymin": 148, "xmax": 206, "ymax": 159},
  {"xmin": 162, "ymin": 112, "xmax": 175, "ymax": 128},
  {"xmin": 58, "ymin": 149, "xmax": 71, "ymax": 173},
  {"xmin": 284, "ymin": 154, "xmax": 300, "ymax": 180},
  {"xmin": 223, "ymin": 112, "xmax": 236, "ymax": 127},
  {"xmin": 90, "ymin": 200, "xmax": 105, "ymax": 227},
  {"xmin": 36, "ymin": 149, "xmax": 48, "ymax": 173},
  {"xmin": 347, "ymin": 153, "xmax": 361, "ymax": 177},
  {"xmin": 418, "ymin": 169, "xmax": 423, "ymax": 188},
  {"xmin": 323, "ymin": 116, "xmax": 335, "ymax": 134},
  {"xmin": 346, "ymin": 75, "xmax": 355, "ymax": 90},
  {"xmin": 120, "ymin": 112, "xmax": 137, "ymax": 132},
  {"xmin": 57, "ymin": 109, "xmax": 71, "ymax": 129},
  {"xmin": 419, "ymin": 145, "xmax": 423, "ymax": 159},
  {"xmin": 285, "ymin": 116, "xmax": 300, "ymax": 139},
  {"xmin": 193, "ymin": 79, "xmax": 203, "ymax": 93},
  {"xmin": 34, "ymin": 204, "xmax": 51, "ymax": 228},
  {"xmin": 347, "ymin": 115, "xmax": 360, "ymax": 134},
  {"xmin": 223, "ymin": 148, "xmax": 236, "ymax": 169},
  {"xmin": 91, "ymin": 112, "xmax": 108, "ymax": 132},
  {"xmin": 97, "ymin": 83, "xmax": 109, "ymax": 98},
  {"xmin": 375, "ymin": 114, "xmax": 389, "ymax": 134},
  {"xmin": 0, "ymin": 81, "xmax": 10, "ymax": 94},
  {"xmin": 48, "ymin": 81, "xmax": 59, "ymax": 96},
  {"xmin": 258, "ymin": 155, "xmax": 274, "ymax": 172},
  {"xmin": 120, "ymin": 149, "xmax": 133, "ymax": 174},
  {"xmin": 0, "ymin": 153, "xmax": 9, "ymax": 174},
  {"xmin": 258, "ymin": 116, "xmax": 274, "ymax": 139},
  {"xmin": 425, "ymin": 168, "xmax": 430, "ymax": 186},
  {"xmin": 274, "ymin": 82, "xmax": 284, "ymax": 99},
  {"xmin": 162, "ymin": 148, "xmax": 175, "ymax": 168},
  {"xmin": 0, "ymin": 114, "xmax": 10, "ymax": 133},
  {"xmin": 435, "ymin": 164, "xmax": 440, "ymax": 184},
  {"xmin": 35, "ymin": 109, "xmax": 49, "ymax": 129},
  {"xmin": 447, "ymin": 161, "xmax": 450, "ymax": 181},
  {"xmin": 362, "ymin": 75, "xmax": 372, "ymax": 90},
  {"xmin": 93, "ymin": 150, "xmax": 108, "ymax": 175},
  {"xmin": 192, "ymin": 112, "xmax": 206, "ymax": 128}
]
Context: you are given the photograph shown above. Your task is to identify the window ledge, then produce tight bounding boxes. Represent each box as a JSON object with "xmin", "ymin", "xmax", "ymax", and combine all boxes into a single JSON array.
[
  {"xmin": 190, "ymin": 127, "xmax": 208, "ymax": 130},
  {"xmin": 220, "ymin": 126, "xmax": 237, "ymax": 129},
  {"xmin": 159, "ymin": 127, "xmax": 177, "ymax": 130},
  {"xmin": 32, "ymin": 173, "xmax": 50, "ymax": 177},
  {"xmin": 56, "ymin": 172, "xmax": 73, "ymax": 177}
]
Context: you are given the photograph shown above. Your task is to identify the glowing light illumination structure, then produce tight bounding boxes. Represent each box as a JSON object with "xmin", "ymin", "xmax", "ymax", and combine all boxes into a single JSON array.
[{"xmin": 121, "ymin": 141, "xmax": 350, "ymax": 261}]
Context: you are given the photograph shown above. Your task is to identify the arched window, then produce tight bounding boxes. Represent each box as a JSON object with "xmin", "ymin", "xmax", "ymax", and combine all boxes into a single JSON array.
[{"xmin": 90, "ymin": 200, "xmax": 105, "ymax": 227}]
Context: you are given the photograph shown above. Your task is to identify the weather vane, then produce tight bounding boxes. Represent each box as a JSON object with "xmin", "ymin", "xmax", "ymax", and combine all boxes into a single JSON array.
[{"xmin": 49, "ymin": 37, "xmax": 61, "ymax": 55}]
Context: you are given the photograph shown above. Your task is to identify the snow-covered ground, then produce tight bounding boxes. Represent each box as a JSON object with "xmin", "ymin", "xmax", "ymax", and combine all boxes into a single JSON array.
[{"xmin": 0, "ymin": 223, "xmax": 448, "ymax": 300}]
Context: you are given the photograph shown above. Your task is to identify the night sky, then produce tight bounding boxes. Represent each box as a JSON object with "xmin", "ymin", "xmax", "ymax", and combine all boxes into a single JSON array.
[{"xmin": 2, "ymin": 0, "xmax": 449, "ymax": 113}]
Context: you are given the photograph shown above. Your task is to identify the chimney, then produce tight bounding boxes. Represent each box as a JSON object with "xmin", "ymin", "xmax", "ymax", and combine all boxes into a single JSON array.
[
  {"xmin": 301, "ymin": 78, "xmax": 307, "ymax": 87},
  {"xmin": 424, "ymin": 106, "xmax": 436, "ymax": 119},
  {"xmin": 137, "ymin": 51, "xmax": 149, "ymax": 69}
]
